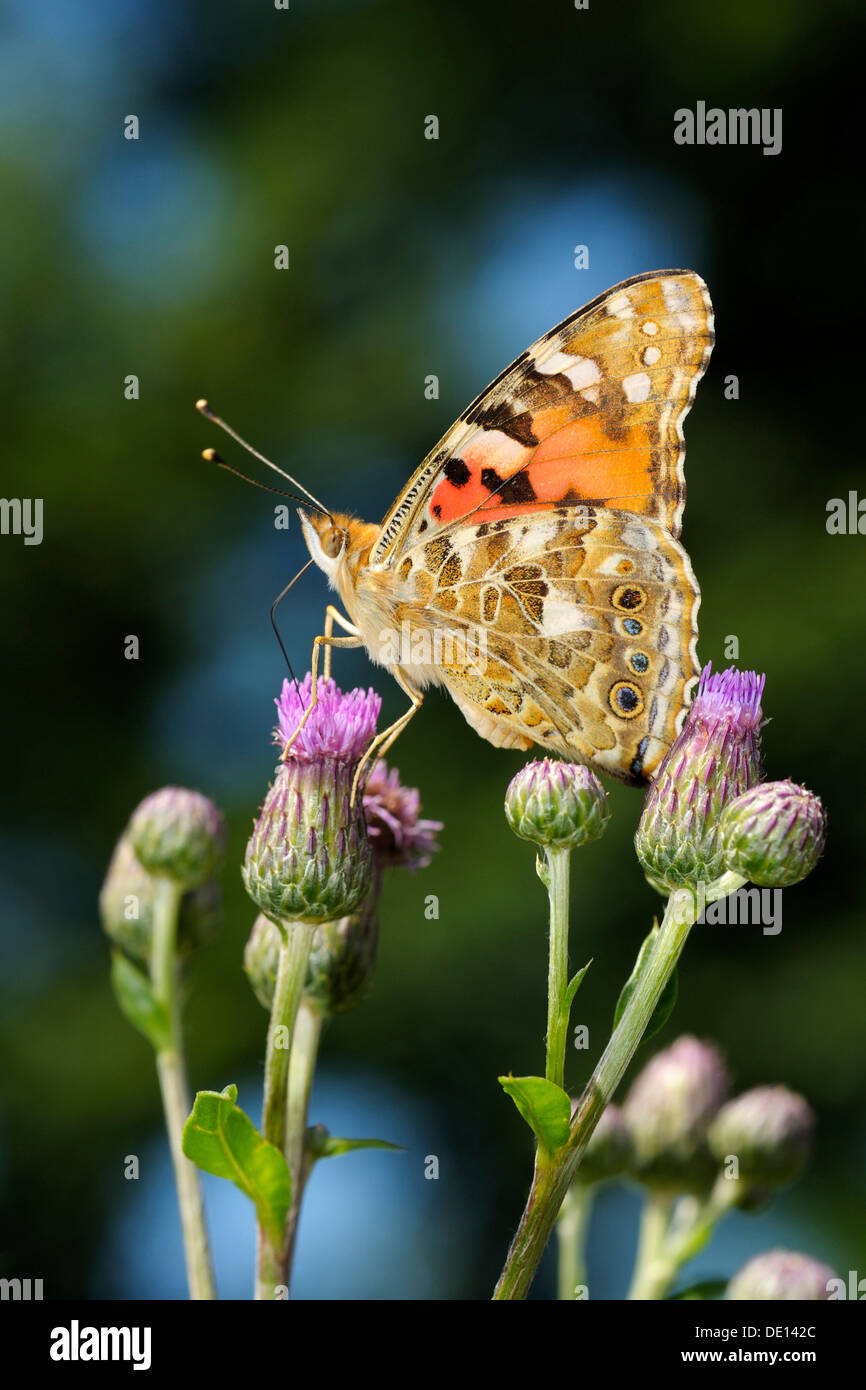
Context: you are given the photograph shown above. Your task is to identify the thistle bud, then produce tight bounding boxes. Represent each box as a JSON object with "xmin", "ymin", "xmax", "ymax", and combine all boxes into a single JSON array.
[
  {"xmin": 363, "ymin": 761, "xmax": 442, "ymax": 870},
  {"xmin": 623, "ymin": 1035, "xmax": 729, "ymax": 1192},
  {"xmin": 572, "ymin": 1101, "xmax": 633, "ymax": 1186},
  {"xmin": 635, "ymin": 665, "xmax": 765, "ymax": 892},
  {"xmin": 505, "ymin": 759, "xmax": 610, "ymax": 851},
  {"xmin": 100, "ymin": 833, "xmax": 221, "ymax": 963},
  {"xmin": 242, "ymin": 676, "xmax": 381, "ymax": 926},
  {"xmin": 720, "ymin": 781, "xmax": 826, "ymax": 888},
  {"xmin": 708, "ymin": 1085, "xmax": 814, "ymax": 1195},
  {"xmin": 246, "ymin": 896, "xmax": 381, "ymax": 1017},
  {"xmin": 128, "ymin": 787, "xmax": 226, "ymax": 890},
  {"xmin": 727, "ymin": 1250, "xmax": 835, "ymax": 1301}
]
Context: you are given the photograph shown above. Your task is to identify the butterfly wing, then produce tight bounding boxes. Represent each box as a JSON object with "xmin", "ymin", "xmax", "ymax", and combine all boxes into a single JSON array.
[
  {"xmin": 384, "ymin": 505, "xmax": 698, "ymax": 784},
  {"xmin": 372, "ymin": 270, "xmax": 713, "ymax": 566}
]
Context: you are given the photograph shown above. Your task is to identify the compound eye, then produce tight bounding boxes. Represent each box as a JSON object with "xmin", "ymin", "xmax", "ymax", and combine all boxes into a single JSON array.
[{"xmin": 321, "ymin": 527, "xmax": 344, "ymax": 559}]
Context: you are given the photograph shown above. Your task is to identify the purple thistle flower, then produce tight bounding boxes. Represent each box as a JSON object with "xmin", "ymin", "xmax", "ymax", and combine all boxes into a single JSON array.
[
  {"xmin": 274, "ymin": 675, "xmax": 381, "ymax": 764},
  {"xmin": 244, "ymin": 675, "xmax": 381, "ymax": 926},
  {"xmin": 635, "ymin": 663, "xmax": 766, "ymax": 892},
  {"xmin": 363, "ymin": 760, "xmax": 442, "ymax": 870}
]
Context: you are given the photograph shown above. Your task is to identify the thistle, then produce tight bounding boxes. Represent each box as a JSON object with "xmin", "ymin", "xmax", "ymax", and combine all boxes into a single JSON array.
[
  {"xmin": 245, "ymin": 758, "xmax": 441, "ymax": 1016},
  {"xmin": 720, "ymin": 780, "xmax": 827, "ymax": 887},
  {"xmin": 243, "ymin": 675, "xmax": 381, "ymax": 926},
  {"xmin": 100, "ymin": 832, "xmax": 221, "ymax": 964},
  {"xmin": 708, "ymin": 1085, "xmax": 815, "ymax": 1196},
  {"xmin": 635, "ymin": 664, "xmax": 765, "ymax": 893},
  {"xmin": 623, "ymin": 1036, "xmax": 729, "ymax": 1193},
  {"xmin": 128, "ymin": 786, "xmax": 226, "ymax": 891},
  {"xmin": 505, "ymin": 758, "xmax": 610, "ymax": 852},
  {"xmin": 726, "ymin": 1250, "xmax": 836, "ymax": 1301}
]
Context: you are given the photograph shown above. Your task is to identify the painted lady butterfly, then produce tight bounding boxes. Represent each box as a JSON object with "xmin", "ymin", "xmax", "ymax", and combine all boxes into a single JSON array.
[{"xmin": 206, "ymin": 270, "xmax": 714, "ymax": 787}]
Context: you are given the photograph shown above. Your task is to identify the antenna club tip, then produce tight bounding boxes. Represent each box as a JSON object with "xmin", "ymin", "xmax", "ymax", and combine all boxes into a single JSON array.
[
  {"xmin": 202, "ymin": 447, "xmax": 220, "ymax": 462},
  {"xmin": 195, "ymin": 398, "xmax": 209, "ymax": 412}
]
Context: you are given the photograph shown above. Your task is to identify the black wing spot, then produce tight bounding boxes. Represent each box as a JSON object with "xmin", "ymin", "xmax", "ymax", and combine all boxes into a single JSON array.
[{"xmin": 443, "ymin": 457, "xmax": 471, "ymax": 488}]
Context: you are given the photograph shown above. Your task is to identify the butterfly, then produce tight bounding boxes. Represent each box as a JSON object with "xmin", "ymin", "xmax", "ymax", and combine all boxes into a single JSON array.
[{"xmin": 204, "ymin": 270, "xmax": 714, "ymax": 787}]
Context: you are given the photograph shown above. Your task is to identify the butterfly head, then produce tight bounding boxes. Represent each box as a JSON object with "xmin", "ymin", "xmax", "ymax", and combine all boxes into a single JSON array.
[{"xmin": 298, "ymin": 508, "xmax": 379, "ymax": 591}]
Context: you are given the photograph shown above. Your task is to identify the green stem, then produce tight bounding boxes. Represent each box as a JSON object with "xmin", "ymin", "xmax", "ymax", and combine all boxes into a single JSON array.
[
  {"xmin": 556, "ymin": 1183, "xmax": 593, "ymax": 1299},
  {"xmin": 493, "ymin": 882, "xmax": 718, "ymax": 1300},
  {"xmin": 255, "ymin": 919, "xmax": 317, "ymax": 1300},
  {"xmin": 151, "ymin": 876, "xmax": 216, "ymax": 1301},
  {"xmin": 629, "ymin": 1179, "xmax": 737, "ymax": 1299},
  {"xmin": 627, "ymin": 1192, "xmax": 674, "ymax": 1299},
  {"xmin": 283, "ymin": 999, "xmax": 325, "ymax": 1281},
  {"xmin": 544, "ymin": 848, "xmax": 572, "ymax": 1089}
]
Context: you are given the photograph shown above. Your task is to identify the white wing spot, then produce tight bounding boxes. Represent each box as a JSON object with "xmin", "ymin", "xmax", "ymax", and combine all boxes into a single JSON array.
[
  {"xmin": 642, "ymin": 345, "xmax": 661, "ymax": 366},
  {"xmin": 640, "ymin": 320, "xmax": 659, "ymax": 336},
  {"xmin": 623, "ymin": 372, "xmax": 652, "ymax": 403},
  {"xmin": 606, "ymin": 292, "xmax": 634, "ymax": 320}
]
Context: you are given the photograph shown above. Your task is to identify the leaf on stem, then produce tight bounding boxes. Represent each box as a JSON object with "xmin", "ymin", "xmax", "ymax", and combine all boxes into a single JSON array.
[
  {"xmin": 182, "ymin": 1084, "xmax": 291, "ymax": 1247},
  {"xmin": 613, "ymin": 925, "xmax": 678, "ymax": 1042},
  {"xmin": 308, "ymin": 1125, "xmax": 403, "ymax": 1161},
  {"xmin": 110, "ymin": 952, "xmax": 171, "ymax": 1052},
  {"xmin": 564, "ymin": 961, "xmax": 591, "ymax": 1013},
  {"xmin": 498, "ymin": 1075, "xmax": 571, "ymax": 1157}
]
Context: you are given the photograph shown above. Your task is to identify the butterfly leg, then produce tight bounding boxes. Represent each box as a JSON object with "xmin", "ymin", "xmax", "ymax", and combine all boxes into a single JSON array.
[
  {"xmin": 281, "ymin": 629, "xmax": 365, "ymax": 759},
  {"xmin": 323, "ymin": 604, "xmax": 361, "ymax": 681},
  {"xmin": 350, "ymin": 670, "xmax": 423, "ymax": 805}
]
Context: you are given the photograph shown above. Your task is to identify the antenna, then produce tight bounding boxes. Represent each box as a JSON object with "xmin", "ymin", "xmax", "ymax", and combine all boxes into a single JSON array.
[
  {"xmin": 196, "ymin": 399, "xmax": 332, "ymax": 519},
  {"xmin": 201, "ymin": 447, "xmax": 328, "ymax": 513}
]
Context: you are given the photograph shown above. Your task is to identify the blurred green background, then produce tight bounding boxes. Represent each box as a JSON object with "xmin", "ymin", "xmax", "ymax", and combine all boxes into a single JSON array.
[{"xmin": 1, "ymin": 0, "xmax": 863, "ymax": 1299}]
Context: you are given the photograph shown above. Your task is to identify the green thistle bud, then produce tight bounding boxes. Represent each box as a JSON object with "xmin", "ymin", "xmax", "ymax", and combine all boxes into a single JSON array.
[
  {"xmin": 572, "ymin": 1102, "xmax": 633, "ymax": 1186},
  {"xmin": 635, "ymin": 665, "xmax": 765, "ymax": 892},
  {"xmin": 244, "ymin": 758, "xmax": 373, "ymax": 926},
  {"xmin": 720, "ymin": 780, "xmax": 827, "ymax": 888},
  {"xmin": 708, "ymin": 1085, "xmax": 814, "ymax": 1195},
  {"xmin": 623, "ymin": 1035, "xmax": 729, "ymax": 1193},
  {"xmin": 242, "ymin": 676, "xmax": 381, "ymax": 927},
  {"xmin": 128, "ymin": 787, "xmax": 226, "ymax": 890},
  {"xmin": 100, "ymin": 833, "xmax": 221, "ymax": 963},
  {"xmin": 243, "ymin": 913, "xmax": 282, "ymax": 1010},
  {"xmin": 505, "ymin": 759, "xmax": 610, "ymax": 851},
  {"xmin": 304, "ymin": 893, "xmax": 381, "ymax": 1015},
  {"xmin": 727, "ymin": 1250, "xmax": 835, "ymax": 1301},
  {"xmin": 245, "ymin": 893, "xmax": 381, "ymax": 1017}
]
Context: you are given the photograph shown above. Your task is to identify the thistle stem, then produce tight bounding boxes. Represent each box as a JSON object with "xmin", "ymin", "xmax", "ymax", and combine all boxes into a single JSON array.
[
  {"xmin": 544, "ymin": 848, "xmax": 572, "ymax": 1089},
  {"xmin": 283, "ymin": 999, "xmax": 324, "ymax": 1281},
  {"xmin": 255, "ymin": 919, "xmax": 317, "ymax": 1300},
  {"xmin": 628, "ymin": 1180, "xmax": 736, "ymax": 1299},
  {"xmin": 151, "ymin": 875, "xmax": 216, "ymax": 1301},
  {"xmin": 493, "ymin": 886, "xmax": 701, "ymax": 1300},
  {"xmin": 627, "ymin": 1192, "xmax": 674, "ymax": 1299},
  {"xmin": 556, "ymin": 1183, "xmax": 593, "ymax": 1299}
]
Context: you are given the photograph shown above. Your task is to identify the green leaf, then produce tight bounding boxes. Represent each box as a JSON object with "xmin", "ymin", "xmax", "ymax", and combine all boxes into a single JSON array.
[
  {"xmin": 309, "ymin": 1128, "xmax": 403, "ymax": 1161},
  {"xmin": 498, "ymin": 1075, "xmax": 571, "ymax": 1158},
  {"xmin": 110, "ymin": 952, "xmax": 170, "ymax": 1052},
  {"xmin": 613, "ymin": 926, "xmax": 678, "ymax": 1043},
  {"xmin": 668, "ymin": 1278, "xmax": 727, "ymax": 1301},
  {"xmin": 564, "ymin": 961, "xmax": 591, "ymax": 1013},
  {"xmin": 182, "ymin": 1085, "xmax": 291, "ymax": 1247}
]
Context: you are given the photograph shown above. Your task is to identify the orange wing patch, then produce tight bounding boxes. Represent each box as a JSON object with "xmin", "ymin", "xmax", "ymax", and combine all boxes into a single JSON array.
[{"xmin": 372, "ymin": 270, "xmax": 713, "ymax": 565}]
